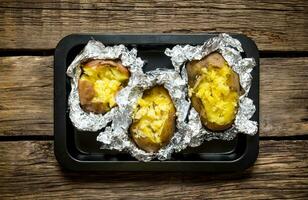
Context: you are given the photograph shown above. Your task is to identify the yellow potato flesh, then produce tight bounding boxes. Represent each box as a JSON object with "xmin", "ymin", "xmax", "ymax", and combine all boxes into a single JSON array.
[
  {"xmin": 190, "ymin": 64, "xmax": 239, "ymax": 126},
  {"xmin": 132, "ymin": 87, "xmax": 174, "ymax": 145},
  {"xmin": 80, "ymin": 64, "xmax": 129, "ymax": 112}
]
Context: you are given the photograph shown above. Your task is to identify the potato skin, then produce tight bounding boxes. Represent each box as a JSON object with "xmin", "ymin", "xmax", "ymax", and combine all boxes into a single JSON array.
[
  {"xmin": 78, "ymin": 59, "xmax": 130, "ymax": 114},
  {"xmin": 186, "ymin": 53, "xmax": 240, "ymax": 131},
  {"xmin": 130, "ymin": 86, "xmax": 176, "ymax": 153}
]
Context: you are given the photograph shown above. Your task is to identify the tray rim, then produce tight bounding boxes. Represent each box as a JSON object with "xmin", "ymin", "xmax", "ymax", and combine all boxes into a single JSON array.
[{"xmin": 54, "ymin": 33, "xmax": 259, "ymax": 172}]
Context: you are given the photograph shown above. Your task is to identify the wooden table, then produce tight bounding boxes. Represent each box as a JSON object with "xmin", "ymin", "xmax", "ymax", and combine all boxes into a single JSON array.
[{"xmin": 0, "ymin": 1, "xmax": 307, "ymax": 199}]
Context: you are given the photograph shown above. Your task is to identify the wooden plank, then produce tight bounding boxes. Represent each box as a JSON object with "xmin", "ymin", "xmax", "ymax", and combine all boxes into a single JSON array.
[
  {"xmin": 0, "ymin": 56, "xmax": 307, "ymax": 136},
  {"xmin": 0, "ymin": 140, "xmax": 307, "ymax": 199},
  {"xmin": 0, "ymin": 56, "xmax": 53, "ymax": 136},
  {"xmin": 0, "ymin": 0, "xmax": 307, "ymax": 51},
  {"xmin": 260, "ymin": 57, "xmax": 308, "ymax": 136}
]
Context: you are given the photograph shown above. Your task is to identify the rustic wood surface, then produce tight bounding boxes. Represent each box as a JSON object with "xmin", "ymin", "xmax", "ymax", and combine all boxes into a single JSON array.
[
  {"xmin": 0, "ymin": 0, "xmax": 308, "ymax": 199},
  {"xmin": 0, "ymin": 0, "xmax": 307, "ymax": 51},
  {"xmin": 0, "ymin": 140, "xmax": 307, "ymax": 199},
  {"xmin": 0, "ymin": 56, "xmax": 307, "ymax": 136},
  {"xmin": 0, "ymin": 56, "xmax": 53, "ymax": 136}
]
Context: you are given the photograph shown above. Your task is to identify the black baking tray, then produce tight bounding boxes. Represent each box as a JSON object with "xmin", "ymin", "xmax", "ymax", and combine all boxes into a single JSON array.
[{"xmin": 54, "ymin": 34, "xmax": 259, "ymax": 172}]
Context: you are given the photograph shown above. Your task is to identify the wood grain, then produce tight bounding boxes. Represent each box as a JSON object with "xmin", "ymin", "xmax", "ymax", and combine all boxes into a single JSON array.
[
  {"xmin": 0, "ymin": 56, "xmax": 53, "ymax": 135},
  {"xmin": 0, "ymin": 56, "xmax": 307, "ymax": 137},
  {"xmin": 0, "ymin": 0, "xmax": 307, "ymax": 51},
  {"xmin": 260, "ymin": 58, "xmax": 308, "ymax": 136},
  {"xmin": 0, "ymin": 140, "xmax": 307, "ymax": 199}
]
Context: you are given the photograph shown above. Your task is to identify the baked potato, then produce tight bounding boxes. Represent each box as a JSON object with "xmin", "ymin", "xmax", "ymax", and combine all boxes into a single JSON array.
[
  {"xmin": 186, "ymin": 52, "xmax": 240, "ymax": 131},
  {"xmin": 130, "ymin": 86, "xmax": 176, "ymax": 153},
  {"xmin": 78, "ymin": 59, "xmax": 130, "ymax": 114}
]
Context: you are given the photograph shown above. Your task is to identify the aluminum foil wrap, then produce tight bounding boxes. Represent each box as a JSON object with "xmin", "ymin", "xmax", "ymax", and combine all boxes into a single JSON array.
[
  {"xmin": 68, "ymin": 34, "xmax": 258, "ymax": 162},
  {"xmin": 97, "ymin": 69, "xmax": 197, "ymax": 161},
  {"xmin": 66, "ymin": 40, "xmax": 144, "ymax": 131},
  {"xmin": 165, "ymin": 33, "xmax": 258, "ymax": 141}
]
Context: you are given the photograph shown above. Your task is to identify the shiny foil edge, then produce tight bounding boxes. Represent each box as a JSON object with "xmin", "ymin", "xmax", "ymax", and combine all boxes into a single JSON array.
[
  {"xmin": 96, "ymin": 69, "xmax": 198, "ymax": 161},
  {"xmin": 66, "ymin": 39, "xmax": 145, "ymax": 132},
  {"xmin": 165, "ymin": 33, "xmax": 258, "ymax": 142}
]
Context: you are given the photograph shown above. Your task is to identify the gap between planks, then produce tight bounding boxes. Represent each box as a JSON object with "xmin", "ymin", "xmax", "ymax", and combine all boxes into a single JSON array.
[
  {"xmin": 0, "ymin": 0, "xmax": 307, "ymax": 51},
  {"xmin": 0, "ymin": 140, "xmax": 307, "ymax": 199}
]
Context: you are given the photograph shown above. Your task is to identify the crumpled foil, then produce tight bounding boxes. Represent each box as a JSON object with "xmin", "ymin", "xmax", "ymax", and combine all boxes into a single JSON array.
[
  {"xmin": 66, "ymin": 40, "xmax": 144, "ymax": 131},
  {"xmin": 97, "ymin": 69, "xmax": 196, "ymax": 161},
  {"xmin": 165, "ymin": 33, "xmax": 258, "ymax": 141},
  {"xmin": 68, "ymin": 34, "xmax": 258, "ymax": 162}
]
